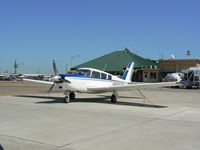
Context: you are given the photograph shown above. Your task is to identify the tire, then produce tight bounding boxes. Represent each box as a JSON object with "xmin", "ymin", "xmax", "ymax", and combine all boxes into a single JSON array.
[
  {"xmin": 111, "ymin": 94, "xmax": 117, "ymax": 103},
  {"xmin": 186, "ymin": 86, "xmax": 192, "ymax": 89},
  {"xmin": 64, "ymin": 96, "xmax": 70, "ymax": 103}
]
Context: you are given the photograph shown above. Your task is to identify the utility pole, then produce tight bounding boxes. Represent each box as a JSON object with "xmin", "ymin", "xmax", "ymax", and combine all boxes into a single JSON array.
[
  {"xmin": 14, "ymin": 59, "xmax": 24, "ymax": 74},
  {"xmin": 14, "ymin": 59, "xmax": 17, "ymax": 74}
]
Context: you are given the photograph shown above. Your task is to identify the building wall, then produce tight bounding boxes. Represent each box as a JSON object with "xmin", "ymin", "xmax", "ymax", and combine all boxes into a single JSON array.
[
  {"xmin": 133, "ymin": 69, "xmax": 159, "ymax": 82},
  {"xmin": 133, "ymin": 59, "xmax": 200, "ymax": 82},
  {"xmin": 133, "ymin": 70, "xmax": 143, "ymax": 82},
  {"xmin": 159, "ymin": 59, "xmax": 200, "ymax": 81},
  {"xmin": 159, "ymin": 59, "xmax": 200, "ymax": 73}
]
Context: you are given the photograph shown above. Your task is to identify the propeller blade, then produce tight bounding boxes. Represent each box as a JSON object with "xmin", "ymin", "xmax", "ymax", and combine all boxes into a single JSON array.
[
  {"xmin": 53, "ymin": 60, "xmax": 58, "ymax": 75},
  {"xmin": 59, "ymin": 76, "xmax": 71, "ymax": 83},
  {"xmin": 48, "ymin": 83, "xmax": 55, "ymax": 93},
  {"xmin": 60, "ymin": 78, "xmax": 71, "ymax": 83}
]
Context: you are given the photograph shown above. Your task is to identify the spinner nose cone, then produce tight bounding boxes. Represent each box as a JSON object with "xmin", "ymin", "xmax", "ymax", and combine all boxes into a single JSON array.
[{"xmin": 52, "ymin": 75, "xmax": 61, "ymax": 82}]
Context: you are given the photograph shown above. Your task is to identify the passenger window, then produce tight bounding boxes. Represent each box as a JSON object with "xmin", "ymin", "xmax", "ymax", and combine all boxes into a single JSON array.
[
  {"xmin": 101, "ymin": 73, "xmax": 107, "ymax": 79},
  {"xmin": 108, "ymin": 75, "xmax": 112, "ymax": 80},
  {"xmin": 74, "ymin": 69, "xmax": 91, "ymax": 77},
  {"xmin": 91, "ymin": 71, "xmax": 100, "ymax": 78}
]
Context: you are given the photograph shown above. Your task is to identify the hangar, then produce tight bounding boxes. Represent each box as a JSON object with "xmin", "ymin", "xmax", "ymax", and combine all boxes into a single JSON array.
[
  {"xmin": 71, "ymin": 48, "xmax": 200, "ymax": 82},
  {"xmin": 71, "ymin": 48, "xmax": 158, "ymax": 82}
]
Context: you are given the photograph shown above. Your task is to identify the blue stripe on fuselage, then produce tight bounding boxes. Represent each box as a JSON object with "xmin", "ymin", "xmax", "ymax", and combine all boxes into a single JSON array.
[
  {"xmin": 59, "ymin": 74, "xmax": 87, "ymax": 78},
  {"xmin": 59, "ymin": 74, "xmax": 112, "ymax": 81}
]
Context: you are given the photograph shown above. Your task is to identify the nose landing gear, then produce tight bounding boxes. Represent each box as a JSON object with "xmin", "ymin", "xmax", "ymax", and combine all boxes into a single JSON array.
[{"xmin": 64, "ymin": 91, "xmax": 75, "ymax": 103}]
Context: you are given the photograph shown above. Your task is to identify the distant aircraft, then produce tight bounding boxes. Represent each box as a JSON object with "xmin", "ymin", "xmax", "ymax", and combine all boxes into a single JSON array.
[{"xmin": 24, "ymin": 60, "xmax": 177, "ymax": 103}]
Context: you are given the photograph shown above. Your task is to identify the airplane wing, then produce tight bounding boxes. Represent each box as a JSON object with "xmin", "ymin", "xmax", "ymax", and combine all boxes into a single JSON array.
[
  {"xmin": 23, "ymin": 78, "xmax": 54, "ymax": 85},
  {"xmin": 88, "ymin": 82, "xmax": 178, "ymax": 92}
]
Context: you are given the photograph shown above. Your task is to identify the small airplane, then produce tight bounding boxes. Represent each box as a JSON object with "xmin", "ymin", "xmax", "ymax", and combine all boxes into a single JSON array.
[{"xmin": 24, "ymin": 60, "xmax": 177, "ymax": 103}]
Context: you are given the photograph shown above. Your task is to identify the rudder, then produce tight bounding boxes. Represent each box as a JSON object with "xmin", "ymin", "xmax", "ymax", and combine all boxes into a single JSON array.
[{"xmin": 121, "ymin": 62, "xmax": 134, "ymax": 82}]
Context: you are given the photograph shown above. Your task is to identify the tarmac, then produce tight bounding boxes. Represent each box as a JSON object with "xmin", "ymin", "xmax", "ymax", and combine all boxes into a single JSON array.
[{"xmin": 0, "ymin": 81, "xmax": 200, "ymax": 150}]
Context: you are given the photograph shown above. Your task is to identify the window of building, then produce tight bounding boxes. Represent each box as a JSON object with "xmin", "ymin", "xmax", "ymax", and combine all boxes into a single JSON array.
[
  {"xmin": 150, "ymin": 72, "xmax": 157, "ymax": 79},
  {"xmin": 144, "ymin": 72, "xmax": 148, "ymax": 78}
]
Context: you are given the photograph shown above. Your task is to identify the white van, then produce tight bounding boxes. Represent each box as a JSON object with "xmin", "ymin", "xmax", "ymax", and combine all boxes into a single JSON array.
[{"xmin": 162, "ymin": 73, "xmax": 183, "ymax": 82}]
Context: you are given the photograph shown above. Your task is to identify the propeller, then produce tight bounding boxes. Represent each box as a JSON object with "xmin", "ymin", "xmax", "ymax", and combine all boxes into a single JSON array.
[
  {"xmin": 48, "ymin": 60, "xmax": 59, "ymax": 93},
  {"xmin": 53, "ymin": 60, "xmax": 58, "ymax": 75},
  {"xmin": 48, "ymin": 60, "xmax": 71, "ymax": 93},
  {"xmin": 48, "ymin": 83, "xmax": 55, "ymax": 93}
]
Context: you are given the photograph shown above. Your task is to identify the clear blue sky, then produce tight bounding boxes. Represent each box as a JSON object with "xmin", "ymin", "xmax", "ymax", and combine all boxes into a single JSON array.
[{"xmin": 0, "ymin": 0, "xmax": 199, "ymax": 74}]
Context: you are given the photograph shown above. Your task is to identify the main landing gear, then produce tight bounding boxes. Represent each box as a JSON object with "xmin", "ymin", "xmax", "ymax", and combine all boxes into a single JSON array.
[
  {"xmin": 64, "ymin": 91, "xmax": 118, "ymax": 103},
  {"xmin": 111, "ymin": 91, "xmax": 118, "ymax": 103},
  {"xmin": 64, "ymin": 91, "xmax": 75, "ymax": 103}
]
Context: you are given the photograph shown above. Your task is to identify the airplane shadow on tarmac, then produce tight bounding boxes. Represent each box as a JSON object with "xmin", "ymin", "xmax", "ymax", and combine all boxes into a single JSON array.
[
  {"xmin": 15, "ymin": 95, "xmax": 167, "ymax": 108},
  {"xmin": 0, "ymin": 145, "xmax": 4, "ymax": 150}
]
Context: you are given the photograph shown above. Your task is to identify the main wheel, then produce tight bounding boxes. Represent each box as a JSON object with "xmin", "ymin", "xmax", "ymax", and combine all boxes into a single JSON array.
[
  {"xmin": 70, "ymin": 92, "xmax": 75, "ymax": 100},
  {"xmin": 111, "ymin": 94, "xmax": 117, "ymax": 103},
  {"xmin": 64, "ymin": 96, "xmax": 70, "ymax": 103}
]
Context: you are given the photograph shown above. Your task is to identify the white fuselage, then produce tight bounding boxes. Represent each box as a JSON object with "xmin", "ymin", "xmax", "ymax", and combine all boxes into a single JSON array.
[
  {"xmin": 57, "ymin": 68, "xmax": 127, "ymax": 93},
  {"xmin": 59, "ymin": 78, "xmax": 127, "ymax": 93}
]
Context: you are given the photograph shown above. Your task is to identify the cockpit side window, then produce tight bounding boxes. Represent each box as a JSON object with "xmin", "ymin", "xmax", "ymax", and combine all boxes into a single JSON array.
[
  {"xmin": 108, "ymin": 75, "xmax": 112, "ymax": 80},
  {"xmin": 74, "ymin": 69, "xmax": 91, "ymax": 77},
  {"xmin": 101, "ymin": 73, "xmax": 107, "ymax": 79},
  {"xmin": 91, "ymin": 71, "xmax": 100, "ymax": 78}
]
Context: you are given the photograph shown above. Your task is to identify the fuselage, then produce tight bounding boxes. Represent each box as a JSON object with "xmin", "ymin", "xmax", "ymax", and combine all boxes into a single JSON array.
[{"xmin": 56, "ymin": 68, "xmax": 127, "ymax": 93}]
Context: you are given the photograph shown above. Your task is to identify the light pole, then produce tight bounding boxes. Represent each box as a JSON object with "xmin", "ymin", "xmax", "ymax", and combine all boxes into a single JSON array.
[{"xmin": 71, "ymin": 55, "xmax": 80, "ymax": 69}]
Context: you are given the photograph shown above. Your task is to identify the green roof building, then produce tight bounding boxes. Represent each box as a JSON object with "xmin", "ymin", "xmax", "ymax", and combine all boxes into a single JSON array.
[{"xmin": 72, "ymin": 48, "xmax": 158, "ymax": 74}]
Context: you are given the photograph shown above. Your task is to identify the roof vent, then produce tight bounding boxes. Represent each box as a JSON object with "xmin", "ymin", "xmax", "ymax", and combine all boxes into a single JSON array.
[{"xmin": 124, "ymin": 48, "xmax": 130, "ymax": 53}]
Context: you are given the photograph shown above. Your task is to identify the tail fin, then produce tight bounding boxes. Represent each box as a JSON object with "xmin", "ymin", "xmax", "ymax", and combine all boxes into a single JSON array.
[{"xmin": 121, "ymin": 62, "xmax": 134, "ymax": 82}]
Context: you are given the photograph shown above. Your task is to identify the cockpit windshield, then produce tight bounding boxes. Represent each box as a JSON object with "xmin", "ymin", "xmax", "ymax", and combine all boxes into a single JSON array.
[{"xmin": 74, "ymin": 69, "xmax": 91, "ymax": 77}]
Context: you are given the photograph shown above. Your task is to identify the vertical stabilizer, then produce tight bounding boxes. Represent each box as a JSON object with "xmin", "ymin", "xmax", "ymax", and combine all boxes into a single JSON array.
[{"xmin": 121, "ymin": 62, "xmax": 134, "ymax": 82}]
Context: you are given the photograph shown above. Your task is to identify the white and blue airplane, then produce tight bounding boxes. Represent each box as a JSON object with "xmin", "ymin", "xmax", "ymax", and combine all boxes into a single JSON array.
[{"xmin": 24, "ymin": 61, "xmax": 177, "ymax": 103}]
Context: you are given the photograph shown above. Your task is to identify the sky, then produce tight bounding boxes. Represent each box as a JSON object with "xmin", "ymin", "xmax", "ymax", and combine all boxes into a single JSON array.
[{"xmin": 0, "ymin": 0, "xmax": 200, "ymax": 74}]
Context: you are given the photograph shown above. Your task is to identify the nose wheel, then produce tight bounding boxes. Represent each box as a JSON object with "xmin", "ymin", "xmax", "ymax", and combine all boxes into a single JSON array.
[
  {"xmin": 64, "ymin": 92, "xmax": 75, "ymax": 103},
  {"xmin": 64, "ymin": 95, "xmax": 70, "ymax": 103},
  {"xmin": 70, "ymin": 92, "xmax": 75, "ymax": 100}
]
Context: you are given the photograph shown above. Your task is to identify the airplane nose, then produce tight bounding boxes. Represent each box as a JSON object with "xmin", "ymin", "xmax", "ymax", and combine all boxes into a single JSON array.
[
  {"xmin": 52, "ymin": 75, "xmax": 61, "ymax": 82},
  {"xmin": 52, "ymin": 75, "xmax": 71, "ymax": 83}
]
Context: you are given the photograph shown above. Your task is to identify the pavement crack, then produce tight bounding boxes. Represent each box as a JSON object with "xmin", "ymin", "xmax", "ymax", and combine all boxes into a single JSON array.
[
  {"xmin": 0, "ymin": 133, "xmax": 57, "ymax": 147},
  {"xmin": 59, "ymin": 117, "xmax": 161, "ymax": 147}
]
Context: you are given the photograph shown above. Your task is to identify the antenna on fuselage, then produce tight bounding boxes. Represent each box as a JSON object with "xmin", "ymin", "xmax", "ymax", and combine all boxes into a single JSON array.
[{"xmin": 103, "ymin": 64, "xmax": 107, "ymax": 71}]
